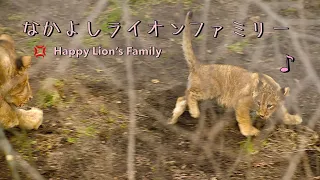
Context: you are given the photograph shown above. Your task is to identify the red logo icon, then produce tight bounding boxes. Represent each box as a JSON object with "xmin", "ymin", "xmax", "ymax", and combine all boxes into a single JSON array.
[{"xmin": 34, "ymin": 45, "xmax": 46, "ymax": 58}]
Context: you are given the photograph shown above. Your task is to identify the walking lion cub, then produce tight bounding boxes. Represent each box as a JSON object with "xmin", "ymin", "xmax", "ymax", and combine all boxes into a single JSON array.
[{"xmin": 168, "ymin": 11, "xmax": 302, "ymax": 137}]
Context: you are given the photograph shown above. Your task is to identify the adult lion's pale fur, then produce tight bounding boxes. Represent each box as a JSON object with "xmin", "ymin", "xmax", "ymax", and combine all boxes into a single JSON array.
[
  {"xmin": 0, "ymin": 34, "xmax": 43, "ymax": 130},
  {"xmin": 168, "ymin": 11, "xmax": 302, "ymax": 137}
]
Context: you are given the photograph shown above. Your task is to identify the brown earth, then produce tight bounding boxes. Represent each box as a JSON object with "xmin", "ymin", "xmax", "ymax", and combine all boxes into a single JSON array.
[{"xmin": 0, "ymin": 0, "xmax": 319, "ymax": 180}]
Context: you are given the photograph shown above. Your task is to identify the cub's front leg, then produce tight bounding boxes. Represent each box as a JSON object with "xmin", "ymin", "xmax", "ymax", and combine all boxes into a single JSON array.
[
  {"xmin": 17, "ymin": 107, "xmax": 43, "ymax": 130},
  {"xmin": 0, "ymin": 99, "xmax": 43, "ymax": 130},
  {"xmin": 0, "ymin": 99, "xmax": 20, "ymax": 128},
  {"xmin": 235, "ymin": 97, "xmax": 260, "ymax": 137}
]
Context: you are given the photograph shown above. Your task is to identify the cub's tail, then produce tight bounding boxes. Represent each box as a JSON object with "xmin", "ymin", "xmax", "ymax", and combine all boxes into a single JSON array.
[{"xmin": 183, "ymin": 11, "xmax": 198, "ymax": 70}]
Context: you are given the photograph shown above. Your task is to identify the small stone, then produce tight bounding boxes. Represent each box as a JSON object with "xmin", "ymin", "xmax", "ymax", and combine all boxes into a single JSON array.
[
  {"xmin": 250, "ymin": 16, "xmax": 260, "ymax": 22},
  {"xmin": 6, "ymin": 155, "xmax": 13, "ymax": 161},
  {"xmin": 151, "ymin": 79, "xmax": 160, "ymax": 84}
]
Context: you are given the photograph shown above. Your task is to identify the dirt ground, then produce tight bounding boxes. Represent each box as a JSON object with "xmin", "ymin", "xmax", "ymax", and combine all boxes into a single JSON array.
[{"xmin": 0, "ymin": 0, "xmax": 319, "ymax": 179}]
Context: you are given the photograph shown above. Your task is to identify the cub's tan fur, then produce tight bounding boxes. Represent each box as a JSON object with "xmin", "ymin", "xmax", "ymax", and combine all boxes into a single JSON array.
[
  {"xmin": 0, "ymin": 34, "xmax": 43, "ymax": 130},
  {"xmin": 168, "ymin": 12, "xmax": 302, "ymax": 136}
]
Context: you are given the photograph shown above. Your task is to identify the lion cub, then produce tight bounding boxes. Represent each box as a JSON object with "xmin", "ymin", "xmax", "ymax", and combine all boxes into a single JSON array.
[
  {"xmin": 168, "ymin": 11, "xmax": 302, "ymax": 137},
  {"xmin": 0, "ymin": 34, "xmax": 43, "ymax": 130}
]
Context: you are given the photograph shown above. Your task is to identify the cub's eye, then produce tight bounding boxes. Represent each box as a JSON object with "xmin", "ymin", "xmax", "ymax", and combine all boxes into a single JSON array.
[
  {"xmin": 257, "ymin": 101, "xmax": 261, "ymax": 106},
  {"xmin": 267, "ymin": 104, "xmax": 273, "ymax": 109}
]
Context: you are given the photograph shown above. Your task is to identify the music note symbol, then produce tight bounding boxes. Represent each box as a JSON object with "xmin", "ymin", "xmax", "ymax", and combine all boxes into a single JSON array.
[{"xmin": 280, "ymin": 54, "xmax": 295, "ymax": 73}]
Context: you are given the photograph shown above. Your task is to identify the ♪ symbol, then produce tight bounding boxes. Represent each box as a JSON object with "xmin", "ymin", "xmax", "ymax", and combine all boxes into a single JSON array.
[
  {"xmin": 34, "ymin": 45, "xmax": 46, "ymax": 58},
  {"xmin": 280, "ymin": 54, "xmax": 295, "ymax": 73}
]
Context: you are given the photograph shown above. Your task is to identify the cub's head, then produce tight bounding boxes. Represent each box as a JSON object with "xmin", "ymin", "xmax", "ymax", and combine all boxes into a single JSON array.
[
  {"xmin": 0, "ymin": 34, "xmax": 31, "ymax": 75},
  {"xmin": 0, "ymin": 34, "xmax": 33, "ymax": 107},
  {"xmin": 6, "ymin": 56, "xmax": 33, "ymax": 107},
  {"xmin": 252, "ymin": 74, "xmax": 290, "ymax": 120},
  {"xmin": 0, "ymin": 34, "xmax": 15, "ymax": 47}
]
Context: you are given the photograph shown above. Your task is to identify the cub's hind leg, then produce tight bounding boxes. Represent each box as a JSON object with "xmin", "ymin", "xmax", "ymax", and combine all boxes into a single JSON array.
[
  {"xmin": 235, "ymin": 97, "xmax": 260, "ymax": 137},
  {"xmin": 187, "ymin": 90, "xmax": 200, "ymax": 118},
  {"xmin": 168, "ymin": 96, "xmax": 187, "ymax": 124}
]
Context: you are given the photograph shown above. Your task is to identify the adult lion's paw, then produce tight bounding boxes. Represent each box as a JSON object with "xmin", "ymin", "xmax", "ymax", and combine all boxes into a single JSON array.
[{"xmin": 18, "ymin": 107, "xmax": 43, "ymax": 130}]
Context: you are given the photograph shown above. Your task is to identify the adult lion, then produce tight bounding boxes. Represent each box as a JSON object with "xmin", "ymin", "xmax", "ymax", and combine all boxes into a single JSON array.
[{"xmin": 0, "ymin": 34, "xmax": 43, "ymax": 130}]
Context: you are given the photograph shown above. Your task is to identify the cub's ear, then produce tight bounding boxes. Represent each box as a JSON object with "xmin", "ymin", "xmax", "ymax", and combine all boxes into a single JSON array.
[
  {"xmin": 0, "ymin": 34, "xmax": 14, "ymax": 45},
  {"xmin": 21, "ymin": 56, "xmax": 31, "ymax": 68},
  {"xmin": 16, "ymin": 56, "xmax": 31, "ymax": 71},
  {"xmin": 257, "ymin": 80, "xmax": 263, "ymax": 88},
  {"xmin": 252, "ymin": 73, "xmax": 262, "ymax": 87},
  {"xmin": 281, "ymin": 87, "xmax": 290, "ymax": 96}
]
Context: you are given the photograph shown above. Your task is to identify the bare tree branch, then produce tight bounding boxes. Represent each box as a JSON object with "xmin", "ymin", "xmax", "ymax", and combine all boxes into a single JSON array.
[
  {"xmin": 0, "ymin": 127, "xmax": 20, "ymax": 180},
  {"xmin": 0, "ymin": 127, "xmax": 45, "ymax": 180},
  {"xmin": 121, "ymin": 1, "xmax": 137, "ymax": 179}
]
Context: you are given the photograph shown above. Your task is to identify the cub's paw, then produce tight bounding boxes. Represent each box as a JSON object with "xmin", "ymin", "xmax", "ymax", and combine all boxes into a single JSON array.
[
  {"xmin": 167, "ymin": 117, "xmax": 178, "ymax": 125},
  {"xmin": 18, "ymin": 107, "xmax": 43, "ymax": 130},
  {"xmin": 283, "ymin": 114, "xmax": 303, "ymax": 125},
  {"xmin": 240, "ymin": 126, "xmax": 260, "ymax": 137},
  {"xmin": 189, "ymin": 109, "xmax": 200, "ymax": 119}
]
